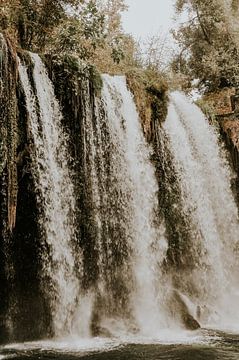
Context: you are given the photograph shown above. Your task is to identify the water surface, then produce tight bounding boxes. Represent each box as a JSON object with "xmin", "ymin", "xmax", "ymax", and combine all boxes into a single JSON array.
[{"xmin": 1, "ymin": 330, "xmax": 239, "ymax": 360}]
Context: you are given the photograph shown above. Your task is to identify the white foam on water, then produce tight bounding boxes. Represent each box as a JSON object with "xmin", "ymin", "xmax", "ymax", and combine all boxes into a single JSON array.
[
  {"xmin": 1, "ymin": 329, "xmax": 219, "ymax": 356},
  {"xmin": 2, "ymin": 338, "xmax": 121, "ymax": 354}
]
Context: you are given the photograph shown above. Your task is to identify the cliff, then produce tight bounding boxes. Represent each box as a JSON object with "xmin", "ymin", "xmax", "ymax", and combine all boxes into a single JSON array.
[{"xmin": 203, "ymin": 88, "xmax": 239, "ymax": 204}]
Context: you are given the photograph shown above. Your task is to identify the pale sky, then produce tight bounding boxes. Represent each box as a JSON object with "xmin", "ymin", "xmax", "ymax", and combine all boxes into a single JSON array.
[{"xmin": 122, "ymin": 0, "xmax": 175, "ymax": 40}]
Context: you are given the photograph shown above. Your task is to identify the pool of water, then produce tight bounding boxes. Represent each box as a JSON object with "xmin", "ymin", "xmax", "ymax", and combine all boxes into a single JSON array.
[{"xmin": 1, "ymin": 330, "xmax": 239, "ymax": 360}]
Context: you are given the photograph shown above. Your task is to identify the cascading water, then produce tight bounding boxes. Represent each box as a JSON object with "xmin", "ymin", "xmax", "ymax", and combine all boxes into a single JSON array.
[
  {"xmin": 17, "ymin": 54, "xmax": 171, "ymax": 339},
  {"xmin": 101, "ymin": 75, "xmax": 169, "ymax": 335},
  {"xmin": 163, "ymin": 91, "xmax": 239, "ymax": 329},
  {"xmin": 18, "ymin": 54, "xmax": 80, "ymax": 337},
  {"xmin": 80, "ymin": 75, "xmax": 169, "ymax": 336},
  {"xmin": 15, "ymin": 54, "xmax": 239, "ymax": 340}
]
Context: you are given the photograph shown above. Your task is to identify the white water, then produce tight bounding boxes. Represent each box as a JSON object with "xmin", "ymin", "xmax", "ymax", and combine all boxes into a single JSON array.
[
  {"xmin": 1, "ymin": 329, "xmax": 214, "ymax": 355},
  {"xmin": 102, "ymin": 75, "xmax": 169, "ymax": 335},
  {"xmin": 163, "ymin": 91, "xmax": 239, "ymax": 329},
  {"xmin": 18, "ymin": 55, "xmax": 80, "ymax": 337}
]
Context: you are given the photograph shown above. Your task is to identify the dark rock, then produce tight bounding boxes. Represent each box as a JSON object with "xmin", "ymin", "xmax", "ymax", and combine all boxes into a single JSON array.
[{"xmin": 170, "ymin": 290, "xmax": 201, "ymax": 330}]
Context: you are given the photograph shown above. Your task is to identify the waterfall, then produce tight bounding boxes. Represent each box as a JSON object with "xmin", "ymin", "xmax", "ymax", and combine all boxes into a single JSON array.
[
  {"xmin": 18, "ymin": 55, "xmax": 170, "ymax": 338},
  {"xmin": 18, "ymin": 55, "xmax": 80, "ymax": 337},
  {"xmin": 102, "ymin": 76, "xmax": 170, "ymax": 336},
  {"xmin": 163, "ymin": 91, "xmax": 239, "ymax": 328},
  {"xmin": 80, "ymin": 75, "xmax": 169, "ymax": 336},
  {"xmin": 16, "ymin": 55, "xmax": 239, "ymax": 339}
]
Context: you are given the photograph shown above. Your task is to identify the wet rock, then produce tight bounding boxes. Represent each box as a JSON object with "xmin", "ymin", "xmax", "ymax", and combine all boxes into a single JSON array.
[
  {"xmin": 170, "ymin": 290, "xmax": 201, "ymax": 330},
  {"xmin": 182, "ymin": 313, "xmax": 200, "ymax": 330}
]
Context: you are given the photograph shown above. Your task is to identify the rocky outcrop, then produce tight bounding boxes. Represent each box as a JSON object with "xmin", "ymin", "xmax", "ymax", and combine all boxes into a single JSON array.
[
  {"xmin": 212, "ymin": 88, "xmax": 239, "ymax": 204},
  {"xmin": 0, "ymin": 33, "xmax": 18, "ymax": 235},
  {"xmin": 126, "ymin": 68, "xmax": 168, "ymax": 141},
  {"xmin": 201, "ymin": 87, "xmax": 239, "ymax": 205},
  {"xmin": 0, "ymin": 33, "xmax": 18, "ymax": 342},
  {"xmin": 220, "ymin": 118, "xmax": 239, "ymax": 205},
  {"xmin": 169, "ymin": 290, "xmax": 200, "ymax": 330}
]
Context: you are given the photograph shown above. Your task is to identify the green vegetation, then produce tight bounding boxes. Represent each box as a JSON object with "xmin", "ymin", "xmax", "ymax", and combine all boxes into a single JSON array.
[
  {"xmin": 0, "ymin": 0, "xmax": 170, "ymax": 129},
  {"xmin": 2, "ymin": 0, "xmax": 239, "ymax": 103},
  {"xmin": 126, "ymin": 68, "xmax": 169, "ymax": 141},
  {"xmin": 0, "ymin": 0, "xmax": 139, "ymax": 72},
  {"xmin": 172, "ymin": 0, "xmax": 239, "ymax": 93}
]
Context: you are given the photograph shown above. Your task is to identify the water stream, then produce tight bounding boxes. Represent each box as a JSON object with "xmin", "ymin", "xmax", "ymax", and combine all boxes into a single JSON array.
[
  {"xmin": 163, "ymin": 92, "xmax": 239, "ymax": 329},
  {"xmin": 18, "ymin": 55, "xmax": 80, "ymax": 337}
]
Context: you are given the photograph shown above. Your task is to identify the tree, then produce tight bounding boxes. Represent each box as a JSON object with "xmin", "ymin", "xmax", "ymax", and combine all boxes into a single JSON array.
[
  {"xmin": 172, "ymin": 0, "xmax": 239, "ymax": 92},
  {"xmin": 0, "ymin": 0, "xmax": 85, "ymax": 50},
  {"xmin": 141, "ymin": 33, "xmax": 173, "ymax": 73},
  {"xmin": 50, "ymin": 0, "xmax": 105, "ymax": 60},
  {"xmin": 0, "ymin": 0, "xmax": 133, "ymax": 66},
  {"xmin": 90, "ymin": 0, "xmax": 140, "ymax": 72},
  {"xmin": 100, "ymin": 0, "xmax": 128, "ymax": 63},
  {"xmin": 220, "ymin": 0, "xmax": 239, "ymax": 52}
]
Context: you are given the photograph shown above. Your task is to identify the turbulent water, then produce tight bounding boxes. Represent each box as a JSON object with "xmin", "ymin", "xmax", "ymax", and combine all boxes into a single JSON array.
[
  {"xmin": 10, "ymin": 54, "xmax": 239, "ymax": 359},
  {"xmin": 1, "ymin": 330, "xmax": 239, "ymax": 360}
]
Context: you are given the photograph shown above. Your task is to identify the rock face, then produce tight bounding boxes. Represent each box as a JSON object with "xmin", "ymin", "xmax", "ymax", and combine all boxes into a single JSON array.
[
  {"xmin": 204, "ymin": 88, "xmax": 236, "ymax": 116},
  {"xmin": 0, "ymin": 33, "xmax": 19, "ymax": 342},
  {"xmin": 0, "ymin": 34, "xmax": 18, "ymax": 235},
  {"xmin": 206, "ymin": 87, "xmax": 239, "ymax": 205},
  {"xmin": 126, "ymin": 69, "xmax": 168, "ymax": 141},
  {"xmin": 0, "ymin": 35, "xmax": 53, "ymax": 342},
  {"xmin": 220, "ymin": 118, "xmax": 239, "ymax": 206},
  {"xmin": 201, "ymin": 87, "xmax": 239, "ymax": 205},
  {"xmin": 169, "ymin": 290, "xmax": 201, "ymax": 331}
]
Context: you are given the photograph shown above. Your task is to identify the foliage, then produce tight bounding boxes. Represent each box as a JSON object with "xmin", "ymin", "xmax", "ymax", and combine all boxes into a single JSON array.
[
  {"xmin": 0, "ymin": 0, "xmax": 127, "ymax": 66},
  {"xmin": 1, "ymin": 0, "xmax": 169, "ymax": 127},
  {"xmin": 195, "ymin": 98, "xmax": 217, "ymax": 123},
  {"xmin": 172, "ymin": 0, "xmax": 239, "ymax": 92},
  {"xmin": 0, "ymin": 0, "xmax": 171, "ymax": 86},
  {"xmin": 50, "ymin": 2, "xmax": 105, "ymax": 60},
  {"xmin": 92, "ymin": 0, "xmax": 138, "ymax": 72},
  {"xmin": 126, "ymin": 67, "xmax": 169, "ymax": 141},
  {"xmin": 103, "ymin": 0, "xmax": 127, "ymax": 62},
  {"xmin": 93, "ymin": 33, "xmax": 140, "ymax": 74},
  {"xmin": 140, "ymin": 33, "xmax": 173, "ymax": 73},
  {"xmin": 1, "ymin": 0, "xmax": 78, "ymax": 49}
]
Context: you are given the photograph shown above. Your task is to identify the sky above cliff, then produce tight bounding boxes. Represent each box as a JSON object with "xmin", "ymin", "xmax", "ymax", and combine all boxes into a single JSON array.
[{"xmin": 122, "ymin": 0, "xmax": 175, "ymax": 40}]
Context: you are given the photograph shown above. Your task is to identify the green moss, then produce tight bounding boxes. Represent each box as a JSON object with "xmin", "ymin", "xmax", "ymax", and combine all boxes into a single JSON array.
[
  {"xmin": 52, "ymin": 54, "xmax": 82, "ymax": 73},
  {"xmin": 127, "ymin": 68, "xmax": 168, "ymax": 117},
  {"xmin": 43, "ymin": 53, "xmax": 90, "ymax": 77},
  {"xmin": 143, "ymin": 69, "xmax": 169, "ymax": 125},
  {"xmin": 17, "ymin": 50, "xmax": 32, "ymax": 66},
  {"xmin": 89, "ymin": 65, "xmax": 103, "ymax": 96},
  {"xmin": 126, "ymin": 67, "xmax": 169, "ymax": 142},
  {"xmin": 195, "ymin": 98, "xmax": 219, "ymax": 128}
]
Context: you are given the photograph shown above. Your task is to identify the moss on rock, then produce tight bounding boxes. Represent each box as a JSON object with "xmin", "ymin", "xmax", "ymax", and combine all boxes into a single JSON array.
[{"xmin": 126, "ymin": 68, "xmax": 168, "ymax": 142}]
